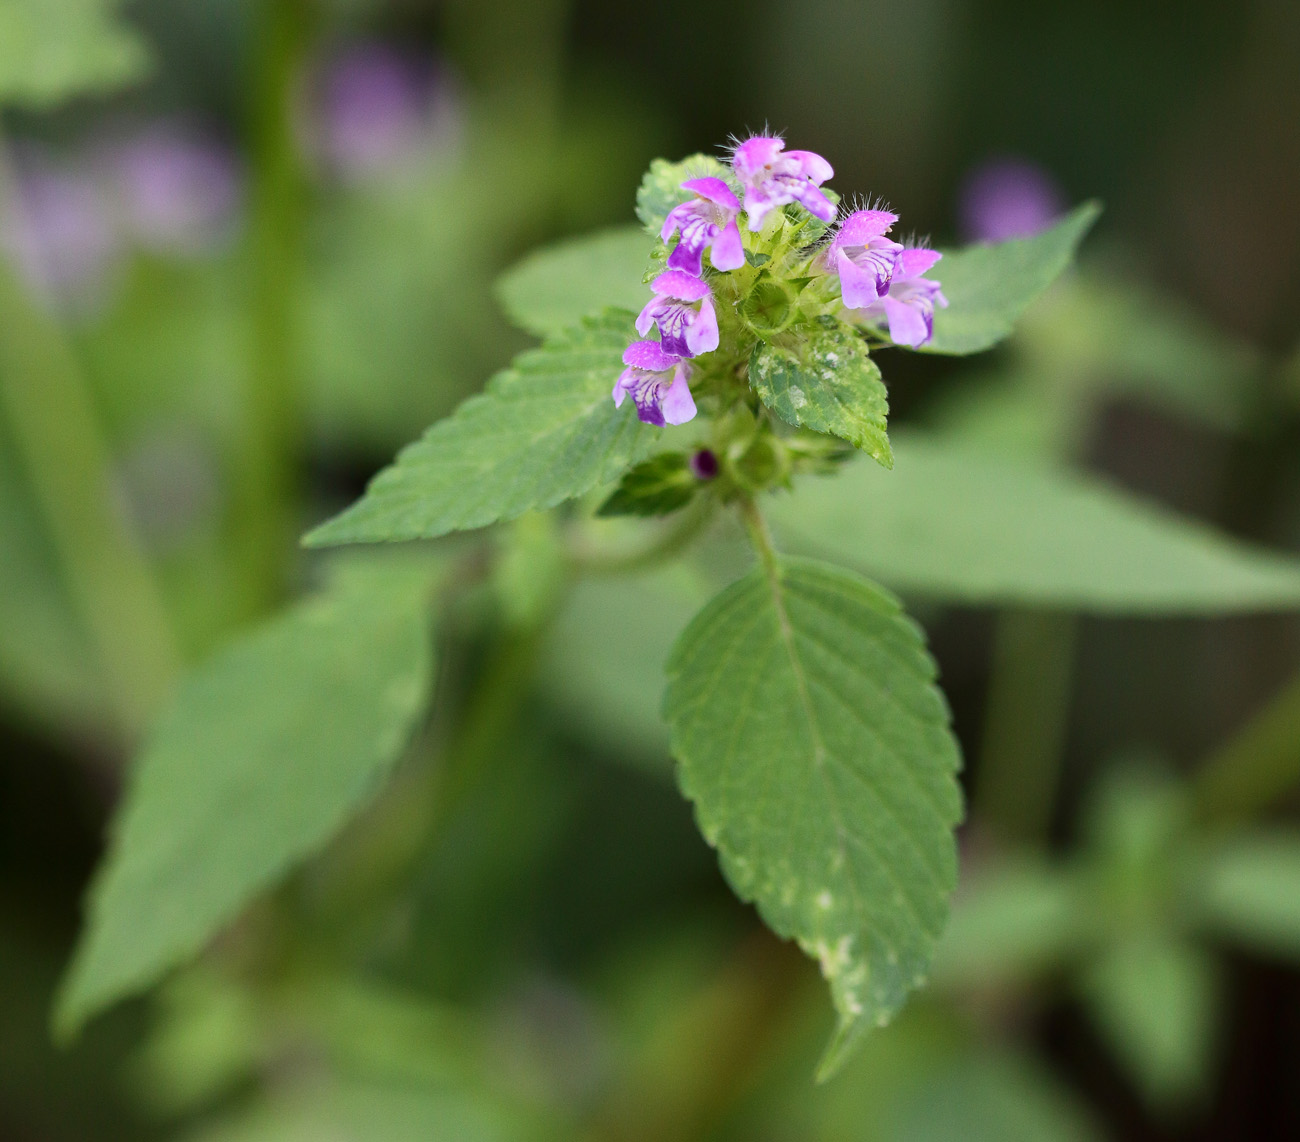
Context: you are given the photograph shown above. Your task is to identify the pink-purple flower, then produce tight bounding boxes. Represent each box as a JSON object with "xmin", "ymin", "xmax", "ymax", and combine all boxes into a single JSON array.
[
  {"xmin": 636, "ymin": 270, "xmax": 719, "ymax": 358},
  {"xmin": 821, "ymin": 208, "xmax": 903, "ymax": 308},
  {"xmin": 661, "ymin": 177, "xmax": 744, "ymax": 277},
  {"xmin": 857, "ymin": 247, "xmax": 948, "ymax": 347},
  {"xmin": 613, "ymin": 341, "xmax": 696, "ymax": 426},
  {"xmin": 731, "ymin": 135, "xmax": 835, "ymax": 231}
]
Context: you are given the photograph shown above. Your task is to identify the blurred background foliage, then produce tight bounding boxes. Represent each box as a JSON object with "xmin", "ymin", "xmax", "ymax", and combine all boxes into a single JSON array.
[{"xmin": 2, "ymin": 0, "xmax": 1300, "ymax": 1139}]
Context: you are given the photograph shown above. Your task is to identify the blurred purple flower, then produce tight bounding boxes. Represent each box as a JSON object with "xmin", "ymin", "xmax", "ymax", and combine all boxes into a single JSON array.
[
  {"xmin": 958, "ymin": 157, "xmax": 1064, "ymax": 243},
  {"xmin": 613, "ymin": 341, "xmax": 696, "ymax": 426},
  {"xmin": 731, "ymin": 135, "xmax": 834, "ymax": 231},
  {"xmin": 636, "ymin": 270, "xmax": 719, "ymax": 359},
  {"xmin": 1, "ymin": 153, "xmax": 121, "ymax": 312},
  {"xmin": 310, "ymin": 41, "xmax": 461, "ymax": 181},
  {"xmin": 107, "ymin": 123, "xmax": 241, "ymax": 253}
]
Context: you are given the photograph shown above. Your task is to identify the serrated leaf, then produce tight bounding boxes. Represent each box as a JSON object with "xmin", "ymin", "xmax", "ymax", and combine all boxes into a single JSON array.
[
  {"xmin": 770, "ymin": 432, "xmax": 1300, "ymax": 613},
  {"xmin": 664, "ymin": 557, "xmax": 963, "ymax": 1078},
  {"xmin": 750, "ymin": 322, "xmax": 893, "ymax": 468},
  {"xmin": 0, "ymin": 0, "xmax": 150, "ymax": 107},
  {"xmin": 922, "ymin": 203, "xmax": 1101, "ymax": 356},
  {"xmin": 55, "ymin": 558, "xmax": 439, "ymax": 1035},
  {"xmin": 495, "ymin": 226, "xmax": 653, "ymax": 338},
  {"xmin": 304, "ymin": 311, "xmax": 658, "ymax": 547},
  {"xmin": 635, "ymin": 153, "xmax": 734, "ymax": 237},
  {"xmin": 598, "ymin": 451, "xmax": 698, "ymax": 517}
]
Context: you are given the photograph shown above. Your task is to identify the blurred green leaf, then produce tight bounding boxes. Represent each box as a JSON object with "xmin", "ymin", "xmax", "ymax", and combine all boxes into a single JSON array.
[
  {"xmin": 664, "ymin": 557, "xmax": 962, "ymax": 1079},
  {"xmin": 923, "ymin": 203, "xmax": 1101, "ymax": 356},
  {"xmin": 635, "ymin": 153, "xmax": 733, "ymax": 237},
  {"xmin": 890, "ymin": 1052, "xmax": 1105, "ymax": 1142},
  {"xmin": 541, "ymin": 563, "xmax": 712, "ymax": 764},
  {"xmin": 0, "ymin": 416, "xmax": 106, "ymax": 731},
  {"xmin": 1193, "ymin": 833, "xmax": 1300, "ymax": 960},
  {"xmin": 0, "ymin": 0, "xmax": 150, "ymax": 106},
  {"xmin": 304, "ymin": 311, "xmax": 658, "ymax": 547},
  {"xmin": 55, "ymin": 557, "xmax": 439, "ymax": 1035},
  {"xmin": 182, "ymin": 1081, "xmax": 549, "ymax": 1142},
  {"xmin": 495, "ymin": 226, "xmax": 653, "ymax": 338},
  {"xmin": 770, "ymin": 433, "xmax": 1300, "ymax": 613},
  {"xmin": 751, "ymin": 321, "xmax": 893, "ymax": 468},
  {"xmin": 1079, "ymin": 936, "xmax": 1219, "ymax": 1109},
  {"xmin": 931, "ymin": 860, "xmax": 1083, "ymax": 986}
]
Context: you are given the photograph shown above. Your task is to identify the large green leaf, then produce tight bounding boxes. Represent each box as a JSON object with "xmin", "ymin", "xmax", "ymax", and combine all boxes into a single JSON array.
[
  {"xmin": 495, "ymin": 226, "xmax": 652, "ymax": 338},
  {"xmin": 0, "ymin": 0, "xmax": 150, "ymax": 107},
  {"xmin": 665, "ymin": 557, "xmax": 963, "ymax": 1078},
  {"xmin": 635, "ymin": 153, "xmax": 734, "ymax": 237},
  {"xmin": 769, "ymin": 433, "xmax": 1300, "ymax": 614},
  {"xmin": 55, "ymin": 558, "xmax": 439, "ymax": 1035},
  {"xmin": 923, "ymin": 203, "xmax": 1101, "ymax": 356},
  {"xmin": 304, "ymin": 311, "xmax": 658, "ymax": 547},
  {"xmin": 751, "ymin": 321, "xmax": 892, "ymax": 468}
]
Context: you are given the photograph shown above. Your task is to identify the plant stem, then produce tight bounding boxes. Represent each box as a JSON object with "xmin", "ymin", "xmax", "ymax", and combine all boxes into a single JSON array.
[
  {"xmin": 738, "ymin": 495, "xmax": 780, "ymax": 582},
  {"xmin": 1192, "ymin": 668, "xmax": 1300, "ymax": 825},
  {"xmin": 0, "ymin": 152, "xmax": 179, "ymax": 742},
  {"xmin": 227, "ymin": 0, "xmax": 312, "ymax": 618},
  {"xmin": 973, "ymin": 609, "xmax": 1077, "ymax": 845}
]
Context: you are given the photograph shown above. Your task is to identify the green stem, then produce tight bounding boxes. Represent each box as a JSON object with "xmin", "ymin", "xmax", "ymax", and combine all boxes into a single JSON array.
[
  {"xmin": 227, "ymin": 0, "xmax": 312, "ymax": 618},
  {"xmin": 1192, "ymin": 668, "xmax": 1300, "ymax": 825},
  {"xmin": 0, "ymin": 151, "xmax": 179, "ymax": 742},
  {"xmin": 738, "ymin": 495, "xmax": 781, "ymax": 582},
  {"xmin": 973, "ymin": 609, "xmax": 1077, "ymax": 845}
]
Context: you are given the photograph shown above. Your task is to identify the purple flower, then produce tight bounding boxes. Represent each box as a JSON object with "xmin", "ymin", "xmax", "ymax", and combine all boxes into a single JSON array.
[
  {"xmin": 958, "ymin": 157, "xmax": 1063, "ymax": 243},
  {"xmin": 857, "ymin": 248, "xmax": 948, "ymax": 347},
  {"xmin": 108, "ymin": 123, "xmax": 241, "ymax": 253},
  {"xmin": 636, "ymin": 270, "xmax": 719, "ymax": 358},
  {"xmin": 613, "ymin": 341, "xmax": 697, "ymax": 426},
  {"xmin": 821, "ymin": 208, "xmax": 903, "ymax": 308},
  {"xmin": 310, "ymin": 42, "xmax": 461, "ymax": 181},
  {"xmin": 661, "ymin": 177, "xmax": 744, "ymax": 276},
  {"xmin": 0, "ymin": 154, "xmax": 120, "ymax": 312},
  {"xmin": 730, "ymin": 135, "xmax": 835, "ymax": 231}
]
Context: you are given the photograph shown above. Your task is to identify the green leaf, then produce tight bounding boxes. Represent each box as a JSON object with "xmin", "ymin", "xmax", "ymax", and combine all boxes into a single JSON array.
[
  {"xmin": 922, "ymin": 203, "xmax": 1101, "ymax": 356},
  {"xmin": 304, "ymin": 311, "xmax": 659, "ymax": 547},
  {"xmin": 0, "ymin": 0, "xmax": 150, "ymax": 107},
  {"xmin": 598, "ymin": 452, "xmax": 698, "ymax": 517},
  {"xmin": 1193, "ymin": 833, "xmax": 1300, "ymax": 960},
  {"xmin": 635, "ymin": 153, "xmax": 733, "ymax": 237},
  {"xmin": 183, "ymin": 1081, "xmax": 543, "ymax": 1142},
  {"xmin": 495, "ymin": 226, "xmax": 653, "ymax": 338},
  {"xmin": 769, "ymin": 432, "xmax": 1300, "ymax": 613},
  {"xmin": 54, "ymin": 558, "xmax": 439, "ymax": 1035},
  {"xmin": 1079, "ymin": 936, "xmax": 1220, "ymax": 1109},
  {"xmin": 750, "ymin": 321, "xmax": 893, "ymax": 468},
  {"xmin": 664, "ymin": 557, "xmax": 963, "ymax": 1079}
]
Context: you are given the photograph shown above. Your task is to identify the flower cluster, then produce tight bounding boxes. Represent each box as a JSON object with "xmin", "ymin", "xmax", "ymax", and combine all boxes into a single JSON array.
[{"xmin": 615, "ymin": 134, "xmax": 948, "ymax": 428}]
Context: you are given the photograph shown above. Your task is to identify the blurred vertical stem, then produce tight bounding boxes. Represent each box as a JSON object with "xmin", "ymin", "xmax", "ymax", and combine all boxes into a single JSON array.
[
  {"xmin": 228, "ymin": 0, "xmax": 313, "ymax": 617},
  {"xmin": 974, "ymin": 610, "xmax": 1077, "ymax": 845},
  {"xmin": 441, "ymin": 0, "xmax": 568, "ymax": 138},
  {"xmin": 0, "ymin": 149, "xmax": 179, "ymax": 743},
  {"xmin": 1192, "ymin": 669, "xmax": 1300, "ymax": 825}
]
